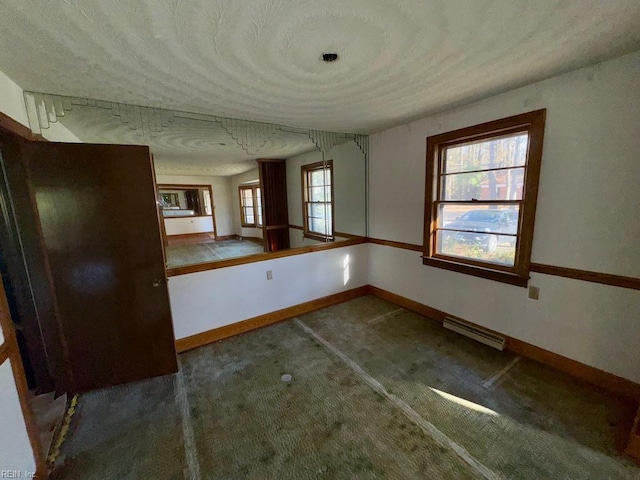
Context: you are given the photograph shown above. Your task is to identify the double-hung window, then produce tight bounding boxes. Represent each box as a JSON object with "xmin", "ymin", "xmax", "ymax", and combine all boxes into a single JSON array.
[
  {"xmin": 239, "ymin": 185, "xmax": 262, "ymax": 228},
  {"xmin": 423, "ymin": 110, "xmax": 546, "ymax": 286},
  {"xmin": 302, "ymin": 160, "xmax": 334, "ymax": 241}
]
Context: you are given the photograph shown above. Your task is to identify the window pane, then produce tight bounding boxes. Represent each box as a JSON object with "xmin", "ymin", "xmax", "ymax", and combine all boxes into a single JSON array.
[
  {"xmin": 309, "ymin": 218, "xmax": 325, "ymax": 234},
  {"xmin": 437, "ymin": 230, "xmax": 516, "ymax": 266},
  {"xmin": 203, "ymin": 190, "xmax": 212, "ymax": 215},
  {"xmin": 310, "ymin": 169, "xmax": 326, "ymax": 186},
  {"xmin": 243, "ymin": 206, "xmax": 254, "ymax": 224},
  {"xmin": 443, "ymin": 167, "xmax": 524, "ymax": 201},
  {"xmin": 309, "ymin": 186, "xmax": 330, "ymax": 202},
  {"xmin": 444, "ymin": 133, "xmax": 528, "ymax": 174},
  {"xmin": 309, "ymin": 203, "xmax": 331, "ymax": 218},
  {"xmin": 309, "ymin": 218, "xmax": 332, "ymax": 235},
  {"xmin": 438, "ymin": 204, "xmax": 519, "ymax": 235}
]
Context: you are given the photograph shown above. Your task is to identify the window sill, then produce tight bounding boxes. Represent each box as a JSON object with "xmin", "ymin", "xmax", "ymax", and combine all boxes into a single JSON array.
[
  {"xmin": 421, "ymin": 256, "xmax": 529, "ymax": 287},
  {"xmin": 304, "ymin": 233, "xmax": 335, "ymax": 243}
]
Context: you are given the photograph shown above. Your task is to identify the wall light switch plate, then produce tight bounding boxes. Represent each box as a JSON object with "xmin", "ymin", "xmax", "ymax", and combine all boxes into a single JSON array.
[
  {"xmin": 266, "ymin": 270, "xmax": 273, "ymax": 280},
  {"xmin": 528, "ymin": 286, "xmax": 540, "ymax": 300}
]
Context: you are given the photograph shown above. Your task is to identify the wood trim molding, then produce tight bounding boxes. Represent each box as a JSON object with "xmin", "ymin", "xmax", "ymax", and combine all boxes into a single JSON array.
[
  {"xmin": 0, "ymin": 112, "xmax": 45, "ymax": 141},
  {"xmin": 242, "ymin": 236, "xmax": 264, "ymax": 245},
  {"xmin": 158, "ymin": 183, "xmax": 213, "ymax": 189},
  {"xmin": 368, "ymin": 285, "xmax": 448, "ymax": 321},
  {"xmin": 530, "ymin": 263, "xmax": 640, "ymax": 291},
  {"xmin": 506, "ymin": 337, "xmax": 640, "ymax": 401},
  {"xmin": 176, "ymin": 285, "xmax": 369, "ymax": 352},
  {"xmin": 335, "ymin": 231, "xmax": 363, "ymax": 240},
  {"xmin": 164, "ymin": 215, "xmax": 213, "ymax": 220},
  {"xmin": 368, "ymin": 237, "xmax": 423, "ymax": 252},
  {"xmin": 367, "ymin": 285, "xmax": 640, "ymax": 402},
  {"xmin": 0, "ymin": 342, "xmax": 8, "ymax": 364},
  {"xmin": 0, "ymin": 281, "xmax": 47, "ymax": 475},
  {"xmin": 173, "ymin": 279, "xmax": 640, "ymax": 402},
  {"xmin": 167, "ymin": 236, "xmax": 367, "ymax": 276},
  {"xmin": 166, "ymin": 232, "xmax": 215, "ymax": 241},
  {"xmin": 626, "ymin": 407, "xmax": 640, "ymax": 461},
  {"xmin": 216, "ymin": 234, "xmax": 239, "ymax": 241},
  {"xmin": 291, "ymin": 225, "xmax": 362, "ymax": 240},
  {"xmin": 422, "ymin": 109, "xmax": 546, "ymax": 287},
  {"xmin": 301, "ymin": 160, "xmax": 335, "ymax": 242},
  {"xmin": 368, "ymin": 237, "xmax": 639, "ymax": 290}
]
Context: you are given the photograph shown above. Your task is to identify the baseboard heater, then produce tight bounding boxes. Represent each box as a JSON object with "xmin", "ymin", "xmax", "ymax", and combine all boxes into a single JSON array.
[{"xmin": 443, "ymin": 316, "xmax": 506, "ymax": 351}]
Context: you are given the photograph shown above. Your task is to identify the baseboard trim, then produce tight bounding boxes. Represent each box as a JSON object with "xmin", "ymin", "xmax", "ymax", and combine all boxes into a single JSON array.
[
  {"xmin": 241, "ymin": 236, "xmax": 264, "ymax": 245},
  {"xmin": 174, "ymin": 281, "xmax": 640, "ymax": 401},
  {"xmin": 166, "ymin": 232, "xmax": 216, "ymax": 239},
  {"xmin": 626, "ymin": 408, "xmax": 640, "ymax": 461},
  {"xmin": 175, "ymin": 285, "xmax": 369, "ymax": 353},
  {"xmin": 216, "ymin": 234, "xmax": 239, "ymax": 241},
  {"xmin": 368, "ymin": 285, "xmax": 448, "ymax": 322},
  {"xmin": 367, "ymin": 285, "xmax": 640, "ymax": 401}
]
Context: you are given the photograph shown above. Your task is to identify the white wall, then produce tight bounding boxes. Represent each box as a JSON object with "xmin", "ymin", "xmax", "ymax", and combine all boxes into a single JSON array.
[
  {"xmin": 368, "ymin": 51, "xmax": 640, "ymax": 383},
  {"xmin": 0, "ymin": 361, "xmax": 35, "ymax": 475},
  {"xmin": 288, "ymin": 228, "xmax": 350, "ymax": 249},
  {"xmin": 287, "ymin": 142, "xmax": 366, "ymax": 236},
  {"xmin": 169, "ymin": 243, "xmax": 368, "ymax": 339},
  {"xmin": 164, "ymin": 216, "xmax": 214, "ymax": 236},
  {"xmin": 228, "ymin": 168, "xmax": 263, "ymax": 239},
  {"xmin": 156, "ymin": 175, "xmax": 234, "ymax": 237}
]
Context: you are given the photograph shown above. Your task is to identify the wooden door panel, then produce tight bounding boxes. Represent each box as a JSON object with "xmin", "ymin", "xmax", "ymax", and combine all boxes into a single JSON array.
[{"xmin": 23, "ymin": 142, "xmax": 177, "ymax": 392}]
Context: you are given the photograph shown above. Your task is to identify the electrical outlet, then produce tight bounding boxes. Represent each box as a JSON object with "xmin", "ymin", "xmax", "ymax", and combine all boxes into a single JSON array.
[
  {"xmin": 266, "ymin": 270, "xmax": 273, "ymax": 280},
  {"xmin": 528, "ymin": 286, "xmax": 540, "ymax": 300}
]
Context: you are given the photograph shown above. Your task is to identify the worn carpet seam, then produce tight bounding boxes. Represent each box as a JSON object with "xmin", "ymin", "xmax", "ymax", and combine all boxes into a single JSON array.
[
  {"xmin": 482, "ymin": 357, "xmax": 521, "ymax": 390},
  {"xmin": 367, "ymin": 308, "xmax": 404, "ymax": 325},
  {"xmin": 176, "ymin": 363, "xmax": 202, "ymax": 480},
  {"xmin": 294, "ymin": 318, "xmax": 501, "ymax": 480},
  {"xmin": 202, "ymin": 242, "xmax": 224, "ymax": 259}
]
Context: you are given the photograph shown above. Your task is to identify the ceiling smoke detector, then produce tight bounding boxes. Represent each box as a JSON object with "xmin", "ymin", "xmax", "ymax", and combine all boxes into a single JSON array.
[{"xmin": 321, "ymin": 53, "xmax": 339, "ymax": 63}]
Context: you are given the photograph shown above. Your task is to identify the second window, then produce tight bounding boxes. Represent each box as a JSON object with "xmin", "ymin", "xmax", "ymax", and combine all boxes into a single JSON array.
[{"xmin": 301, "ymin": 160, "xmax": 334, "ymax": 241}]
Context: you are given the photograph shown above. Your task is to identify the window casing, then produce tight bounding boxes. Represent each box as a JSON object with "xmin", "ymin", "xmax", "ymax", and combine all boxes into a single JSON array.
[
  {"xmin": 423, "ymin": 110, "xmax": 546, "ymax": 287},
  {"xmin": 239, "ymin": 185, "xmax": 262, "ymax": 228},
  {"xmin": 301, "ymin": 160, "xmax": 334, "ymax": 241}
]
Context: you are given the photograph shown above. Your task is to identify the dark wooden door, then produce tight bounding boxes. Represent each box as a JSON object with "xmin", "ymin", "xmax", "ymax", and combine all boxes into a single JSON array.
[{"xmin": 23, "ymin": 142, "xmax": 178, "ymax": 392}]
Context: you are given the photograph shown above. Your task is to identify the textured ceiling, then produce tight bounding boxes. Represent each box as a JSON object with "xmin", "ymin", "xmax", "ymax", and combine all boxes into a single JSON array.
[
  {"xmin": 40, "ymin": 98, "xmax": 322, "ymax": 176},
  {"xmin": 2, "ymin": 1, "xmax": 640, "ymax": 135}
]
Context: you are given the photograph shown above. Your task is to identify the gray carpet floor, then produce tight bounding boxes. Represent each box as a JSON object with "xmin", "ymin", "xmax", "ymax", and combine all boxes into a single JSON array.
[
  {"xmin": 166, "ymin": 239, "xmax": 264, "ymax": 268},
  {"xmin": 50, "ymin": 296, "xmax": 640, "ymax": 479}
]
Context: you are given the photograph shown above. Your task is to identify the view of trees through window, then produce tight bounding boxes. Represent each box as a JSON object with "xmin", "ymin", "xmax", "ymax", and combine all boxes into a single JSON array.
[
  {"xmin": 302, "ymin": 161, "xmax": 334, "ymax": 240},
  {"xmin": 436, "ymin": 133, "xmax": 529, "ymax": 266}
]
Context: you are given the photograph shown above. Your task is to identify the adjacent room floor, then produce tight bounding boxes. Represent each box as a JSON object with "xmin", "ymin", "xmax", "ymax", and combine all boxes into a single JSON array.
[
  {"xmin": 166, "ymin": 237, "xmax": 264, "ymax": 268},
  {"xmin": 49, "ymin": 296, "xmax": 640, "ymax": 479}
]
